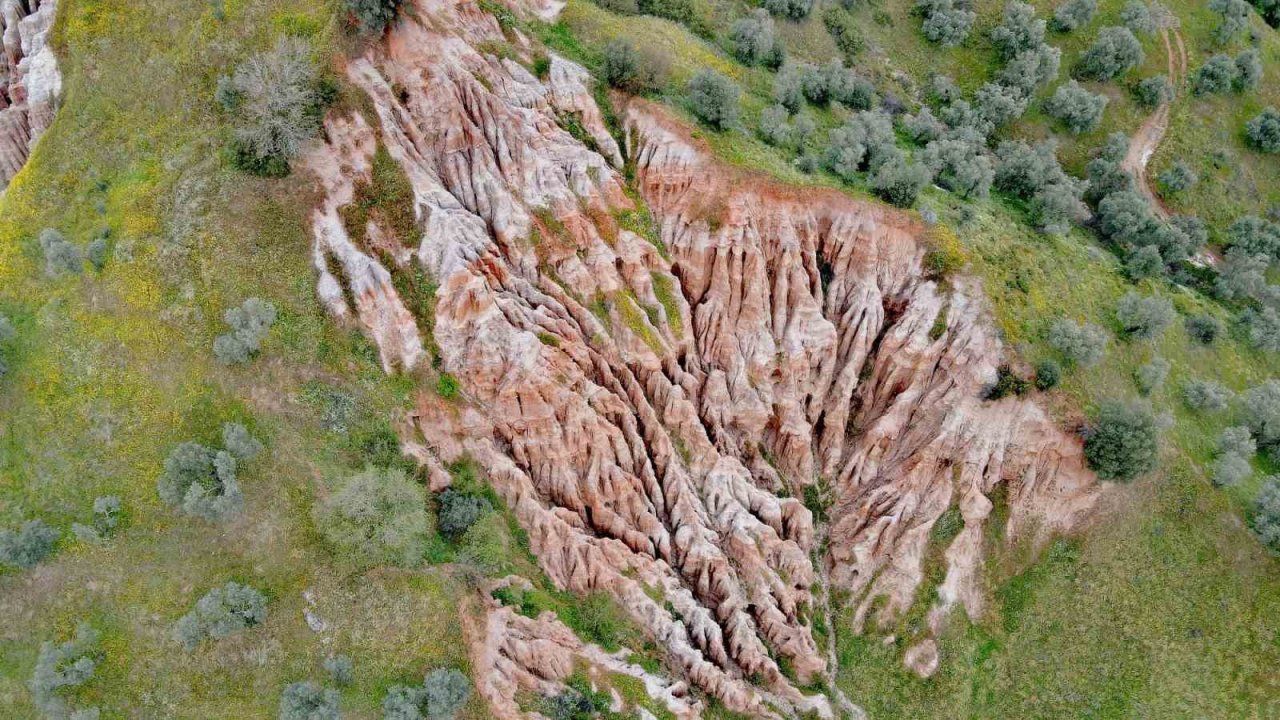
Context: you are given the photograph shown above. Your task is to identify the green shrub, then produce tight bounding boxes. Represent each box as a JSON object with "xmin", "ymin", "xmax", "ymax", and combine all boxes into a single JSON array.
[
  {"xmin": 564, "ymin": 591, "xmax": 631, "ymax": 650},
  {"xmin": 172, "ymin": 581, "xmax": 268, "ymax": 651},
  {"xmin": 986, "ymin": 364, "xmax": 1030, "ymax": 399},
  {"xmin": 214, "ymin": 297, "xmax": 277, "ymax": 365},
  {"xmin": 763, "ymin": 0, "xmax": 814, "ymax": 20},
  {"xmin": 687, "ymin": 70, "xmax": 740, "ymax": 130},
  {"xmin": 1034, "ymin": 359, "xmax": 1061, "ymax": 390},
  {"xmin": 822, "ymin": 6, "xmax": 865, "ymax": 62},
  {"xmin": 602, "ymin": 39, "xmax": 667, "ymax": 94},
  {"xmin": 314, "ymin": 467, "xmax": 432, "ymax": 568},
  {"xmin": 1076, "ymin": 26, "xmax": 1143, "ymax": 81},
  {"xmin": 343, "ymin": 0, "xmax": 402, "ymax": 34},
  {"xmin": 86, "ymin": 236, "xmax": 110, "ymax": 272},
  {"xmin": 1084, "ymin": 401, "xmax": 1159, "ymax": 481},
  {"xmin": 437, "ymin": 488, "xmax": 493, "ymax": 538},
  {"xmin": 758, "ymin": 104, "xmax": 792, "ymax": 146},
  {"xmin": 279, "ymin": 681, "xmax": 341, "ymax": 720},
  {"xmin": 435, "ymin": 373, "xmax": 461, "ymax": 400},
  {"xmin": 223, "ymin": 422, "xmax": 264, "ymax": 461},
  {"xmin": 0, "ymin": 519, "xmax": 59, "ymax": 569},
  {"xmin": 29, "ymin": 622, "xmax": 101, "ymax": 719}
]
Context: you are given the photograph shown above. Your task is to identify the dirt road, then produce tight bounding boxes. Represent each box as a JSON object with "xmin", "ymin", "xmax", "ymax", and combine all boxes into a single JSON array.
[{"xmin": 1120, "ymin": 26, "xmax": 1187, "ymax": 217}]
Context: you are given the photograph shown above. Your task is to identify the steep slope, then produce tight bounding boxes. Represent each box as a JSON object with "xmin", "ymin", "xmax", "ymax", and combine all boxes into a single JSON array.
[
  {"xmin": 304, "ymin": 0, "xmax": 1101, "ymax": 714},
  {"xmin": 0, "ymin": 0, "xmax": 58, "ymax": 189}
]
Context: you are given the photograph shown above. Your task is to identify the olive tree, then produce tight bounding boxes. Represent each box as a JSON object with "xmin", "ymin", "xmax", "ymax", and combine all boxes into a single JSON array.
[
  {"xmin": 872, "ymin": 155, "xmax": 931, "ymax": 207},
  {"xmin": 1133, "ymin": 74, "xmax": 1172, "ymax": 108},
  {"xmin": 40, "ymin": 228, "xmax": 83, "ymax": 277},
  {"xmin": 172, "ymin": 582, "xmax": 268, "ymax": 650},
  {"xmin": 1183, "ymin": 379, "xmax": 1233, "ymax": 412},
  {"xmin": 1050, "ymin": 0, "xmax": 1097, "ymax": 32},
  {"xmin": 1119, "ymin": 0, "xmax": 1155, "ymax": 34},
  {"xmin": 314, "ymin": 467, "xmax": 432, "ymax": 568},
  {"xmin": 915, "ymin": 0, "xmax": 976, "ymax": 47},
  {"xmin": 228, "ymin": 38, "xmax": 324, "ymax": 175},
  {"xmin": 1219, "ymin": 426, "xmax": 1257, "ymax": 457},
  {"xmin": 764, "ymin": 0, "xmax": 814, "ymax": 19},
  {"xmin": 1043, "ymin": 80, "xmax": 1108, "ymax": 133},
  {"xmin": 1254, "ymin": 476, "xmax": 1280, "ymax": 550},
  {"xmin": 994, "ymin": 139, "xmax": 1066, "ymax": 198},
  {"xmin": 1245, "ymin": 306, "xmax": 1280, "ymax": 352},
  {"xmin": 1115, "ymin": 291, "xmax": 1175, "ymax": 340},
  {"xmin": 731, "ymin": 10, "xmax": 783, "ymax": 68},
  {"xmin": 1235, "ymin": 48, "xmax": 1263, "ymax": 90},
  {"xmin": 990, "ymin": 1, "xmax": 1046, "ymax": 60},
  {"xmin": 1084, "ymin": 400, "xmax": 1159, "ymax": 481},
  {"xmin": 29, "ymin": 622, "xmax": 101, "ymax": 720},
  {"xmin": 921, "ymin": 136, "xmax": 994, "ymax": 198},
  {"xmin": 1213, "ymin": 452, "xmax": 1253, "ymax": 486},
  {"xmin": 279, "ymin": 681, "xmax": 341, "ymax": 720},
  {"xmin": 214, "ymin": 297, "xmax": 278, "ymax": 365},
  {"xmin": 0, "ymin": 519, "xmax": 59, "ymax": 569},
  {"xmin": 157, "ymin": 441, "xmax": 244, "ymax": 521},
  {"xmin": 1185, "ymin": 313, "xmax": 1222, "ymax": 344},
  {"xmin": 1192, "ymin": 54, "xmax": 1239, "ymax": 95},
  {"xmin": 1048, "ymin": 318, "xmax": 1108, "ymax": 366},
  {"xmin": 773, "ymin": 65, "xmax": 806, "ymax": 112},
  {"xmin": 1243, "ymin": 379, "xmax": 1280, "ymax": 450},
  {"xmin": 603, "ymin": 40, "xmax": 668, "ymax": 94},
  {"xmin": 382, "ymin": 668, "xmax": 471, "ymax": 720},
  {"xmin": 825, "ymin": 111, "xmax": 897, "ymax": 179},
  {"xmin": 1246, "ymin": 107, "xmax": 1280, "ymax": 154},
  {"xmin": 1135, "ymin": 356, "xmax": 1170, "ymax": 395},
  {"xmin": 1209, "ymin": 0, "xmax": 1252, "ymax": 44},
  {"xmin": 1157, "ymin": 161, "xmax": 1197, "ymax": 195},
  {"xmin": 687, "ymin": 70, "xmax": 740, "ymax": 130},
  {"xmin": 1076, "ymin": 26, "xmax": 1143, "ymax": 81}
]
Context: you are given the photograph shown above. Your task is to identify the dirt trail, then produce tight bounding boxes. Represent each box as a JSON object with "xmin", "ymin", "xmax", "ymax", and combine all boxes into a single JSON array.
[{"xmin": 1122, "ymin": 26, "xmax": 1187, "ymax": 217}]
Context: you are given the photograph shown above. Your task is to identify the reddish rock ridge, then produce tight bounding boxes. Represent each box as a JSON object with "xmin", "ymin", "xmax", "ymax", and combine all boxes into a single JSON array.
[
  {"xmin": 304, "ymin": 0, "xmax": 1101, "ymax": 714},
  {"xmin": 0, "ymin": 0, "xmax": 59, "ymax": 189}
]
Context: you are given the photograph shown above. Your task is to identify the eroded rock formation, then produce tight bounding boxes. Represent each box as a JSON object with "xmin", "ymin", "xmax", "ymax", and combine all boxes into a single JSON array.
[
  {"xmin": 304, "ymin": 0, "xmax": 1101, "ymax": 715},
  {"xmin": 0, "ymin": 0, "xmax": 59, "ymax": 189}
]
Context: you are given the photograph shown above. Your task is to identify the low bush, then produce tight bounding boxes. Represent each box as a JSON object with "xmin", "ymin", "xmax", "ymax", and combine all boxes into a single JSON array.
[
  {"xmin": 325, "ymin": 655, "xmax": 354, "ymax": 686},
  {"xmin": 40, "ymin": 228, "xmax": 83, "ymax": 277},
  {"xmin": 1135, "ymin": 356, "xmax": 1170, "ymax": 395},
  {"xmin": 1034, "ymin": 359, "xmax": 1061, "ymax": 390},
  {"xmin": 1185, "ymin": 313, "xmax": 1221, "ymax": 344},
  {"xmin": 1133, "ymin": 75, "xmax": 1171, "ymax": 108},
  {"xmin": 342, "ymin": 0, "xmax": 403, "ymax": 34},
  {"xmin": 157, "ymin": 441, "xmax": 244, "ymax": 521},
  {"xmin": 1157, "ymin": 161, "xmax": 1197, "ymax": 195},
  {"xmin": 1219, "ymin": 426, "xmax": 1257, "ymax": 457},
  {"xmin": 71, "ymin": 495, "xmax": 122, "ymax": 544}
]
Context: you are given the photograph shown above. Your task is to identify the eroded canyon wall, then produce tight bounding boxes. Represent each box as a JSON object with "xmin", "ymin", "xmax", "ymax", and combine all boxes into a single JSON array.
[
  {"xmin": 0, "ymin": 0, "xmax": 58, "ymax": 189},
  {"xmin": 304, "ymin": 0, "xmax": 1101, "ymax": 714}
]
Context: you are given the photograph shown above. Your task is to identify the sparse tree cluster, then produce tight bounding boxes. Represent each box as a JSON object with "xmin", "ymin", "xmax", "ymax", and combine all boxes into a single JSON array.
[
  {"xmin": 172, "ymin": 581, "xmax": 268, "ymax": 651},
  {"xmin": 214, "ymin": 297, "xmax": 277, "ymax": 365}
]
